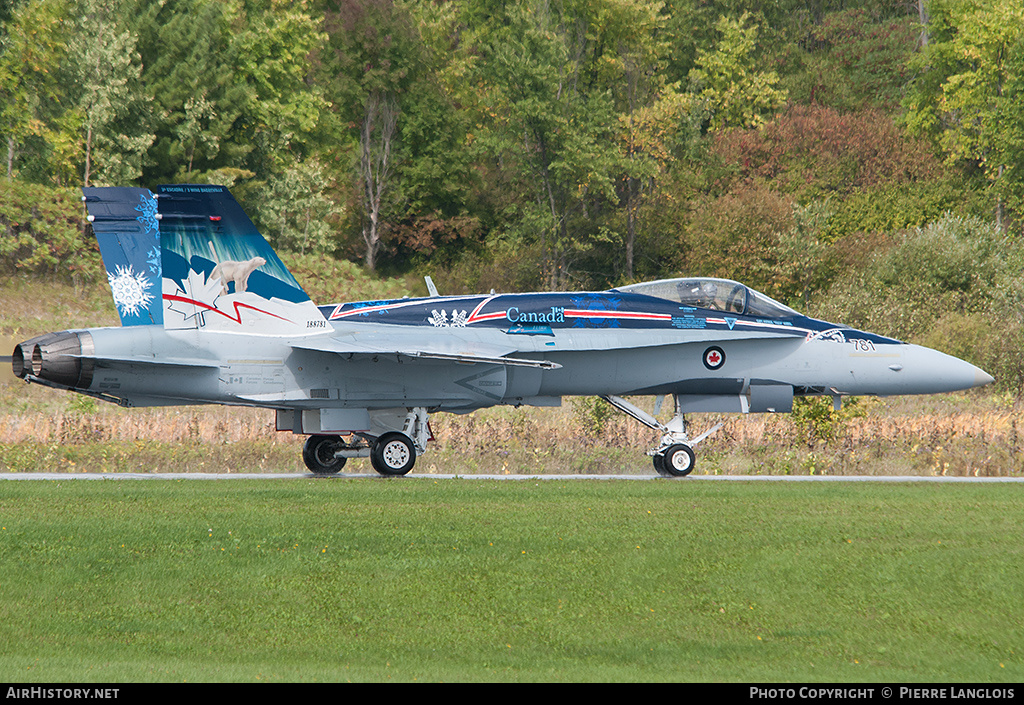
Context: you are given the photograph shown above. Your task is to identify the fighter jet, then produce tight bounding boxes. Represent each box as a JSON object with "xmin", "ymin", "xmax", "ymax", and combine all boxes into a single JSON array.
[{"xmin": 12, "ymin": 185, "xmax": 994, "ymax": 477}]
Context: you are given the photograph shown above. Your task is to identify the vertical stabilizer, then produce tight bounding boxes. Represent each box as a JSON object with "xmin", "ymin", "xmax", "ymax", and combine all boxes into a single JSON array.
[
  {"xmin": 82, "ymin": 187, "xmax": 163, "ymax": 327},
  {"xmin": 156, "ymin": 184, "xmax": 328, "ymax": 335}
]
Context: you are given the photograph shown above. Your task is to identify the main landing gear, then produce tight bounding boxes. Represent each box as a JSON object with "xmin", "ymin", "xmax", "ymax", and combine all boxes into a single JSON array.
[
  {"xmin": 302, "ymin": 407, "xmax": 430, "ymax": 477},
  {"xmin": 600, "ymin": 395, "xmax": 722, "ymax": 477}
]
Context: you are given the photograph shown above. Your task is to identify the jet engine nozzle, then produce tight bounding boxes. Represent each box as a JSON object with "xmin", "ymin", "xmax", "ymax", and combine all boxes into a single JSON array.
[
  {"xmin": 13, "ymin": 331, "xmax": 94, "ymax": 389},
  {"xmin": 11, "ymin": 342, "xmax": 27, "ymax": 378}
]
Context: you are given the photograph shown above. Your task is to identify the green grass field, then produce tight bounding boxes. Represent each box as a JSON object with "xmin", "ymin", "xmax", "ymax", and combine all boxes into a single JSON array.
[{"xmin": 0, "ymin": 479, "xmax": 1021, "ymax": 682}]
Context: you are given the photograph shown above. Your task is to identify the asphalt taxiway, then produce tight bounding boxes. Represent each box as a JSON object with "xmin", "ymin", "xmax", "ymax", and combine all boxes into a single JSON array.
[{"xmin": 2, "ymin": 472, "xmax": 1023, "ymax": 482}]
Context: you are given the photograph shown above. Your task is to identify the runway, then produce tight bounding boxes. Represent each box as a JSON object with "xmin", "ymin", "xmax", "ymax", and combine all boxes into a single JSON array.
[{"xmin": 2, "ymin": 472, "xmax": 1023, "ymax": 482}]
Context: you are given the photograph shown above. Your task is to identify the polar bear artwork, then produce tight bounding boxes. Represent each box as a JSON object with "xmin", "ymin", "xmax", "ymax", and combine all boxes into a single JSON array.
[{"xmin": 208, "ymin": 241, "xmax": 266, "ymax": 296}]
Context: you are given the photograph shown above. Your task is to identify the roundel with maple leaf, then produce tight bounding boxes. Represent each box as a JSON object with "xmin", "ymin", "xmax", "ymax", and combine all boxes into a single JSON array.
[{"xmin": 703, "ymin": 346, "xmax": 726, "ymax": 370}]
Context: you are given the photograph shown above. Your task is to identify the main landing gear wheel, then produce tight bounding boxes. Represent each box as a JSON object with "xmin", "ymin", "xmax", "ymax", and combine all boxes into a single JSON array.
[
  {"xmin": 654, "ymin": 444, "xmax": 696, "ymax": 477},
  {"xmin": 303, "ymin": 434, "xmax": 347, "ymax": 475},
  {"xmin": 371, "ymin": 432, "xmax": 416, "ymax": 476}
]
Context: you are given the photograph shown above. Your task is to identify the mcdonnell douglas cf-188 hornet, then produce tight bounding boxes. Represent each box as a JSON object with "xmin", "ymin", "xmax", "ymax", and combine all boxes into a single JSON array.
[{"xmin": 12, "ymin": 185, "xmax": 994, "ymax": 476}]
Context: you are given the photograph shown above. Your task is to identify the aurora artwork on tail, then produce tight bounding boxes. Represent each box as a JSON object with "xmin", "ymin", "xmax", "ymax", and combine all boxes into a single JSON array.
[
  {"xmin": 85, "ymin": 184, "xmax": 325, "ymax": 335},
  {"xmin": 154, "ymin": 185, "xmax": 324, "ymax": 335}
]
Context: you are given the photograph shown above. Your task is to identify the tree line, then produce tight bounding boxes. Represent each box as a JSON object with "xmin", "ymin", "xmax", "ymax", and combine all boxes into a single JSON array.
[{"xmin": 1, "ymin": 0, "xmax": 1022, "ymax": 302}]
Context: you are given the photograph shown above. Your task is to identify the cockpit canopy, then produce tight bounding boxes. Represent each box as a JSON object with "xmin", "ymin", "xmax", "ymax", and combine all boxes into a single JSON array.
[{"xmin": 614, "ymin": 278, "xmax": 798, "ymax": 319}]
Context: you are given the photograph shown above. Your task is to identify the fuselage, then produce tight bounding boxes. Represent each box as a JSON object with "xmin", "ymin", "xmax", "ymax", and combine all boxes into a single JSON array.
[{"xmin": 14, "ymin": 282, "xmax": 993, "ymax": 415}]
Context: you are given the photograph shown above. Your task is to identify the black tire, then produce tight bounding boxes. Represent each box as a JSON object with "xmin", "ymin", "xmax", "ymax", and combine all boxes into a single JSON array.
[
  {"xmin": 652, "ymin": 453, "xmax": 672, "ymax": 477},
  {"xmin": 371, "ymin": 432, "xmax": 416, "ymax": 476},
  {"xmin": 303, "ymin": 435, "xmax": 347, "ymax": 475},
  {"xmin": 660, "ymin": 444, "xmax": 696, "ymax": 477}
]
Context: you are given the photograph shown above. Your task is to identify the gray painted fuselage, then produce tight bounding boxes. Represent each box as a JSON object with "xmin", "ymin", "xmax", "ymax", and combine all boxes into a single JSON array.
[{"xmin": 67, "ymin": 311, "xmax": 991, "ymax": 416}]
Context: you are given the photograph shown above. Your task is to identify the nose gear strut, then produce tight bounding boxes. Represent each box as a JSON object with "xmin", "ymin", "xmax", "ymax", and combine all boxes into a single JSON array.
[{"xmin": 600, "ymin": 395, "xmax": 723, "ymax": 477}]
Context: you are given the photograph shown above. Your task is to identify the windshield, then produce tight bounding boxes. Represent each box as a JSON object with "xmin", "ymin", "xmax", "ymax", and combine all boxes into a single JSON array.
[{"xmin": 614, "ymin": 278, "xmax": 798, "ymax": 318}]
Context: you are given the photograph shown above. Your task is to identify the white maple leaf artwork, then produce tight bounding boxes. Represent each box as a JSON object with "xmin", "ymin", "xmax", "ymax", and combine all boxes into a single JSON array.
[
  {"xmin": 107, "ymin": 264, "xmax": 154, "ymax": 317},
  {"xmin": 165, "ymin": 268, "xmax": 223, "ymax": 327},
  {"xmin": 449, "ymin": 309, "xmax": 469, "ymax": 327},
  {"xmin": 428, "ymin": 309, "xmax": 449, "ymax": 327},
  {"xmin": 428, "ymin": 309, "xmax": 469, "ymax": 327}
]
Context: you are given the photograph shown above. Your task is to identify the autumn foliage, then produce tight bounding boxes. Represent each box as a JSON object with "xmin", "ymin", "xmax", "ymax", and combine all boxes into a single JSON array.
[{"xmin": 708, "ymin": 104, "xmax": 941, "ymax": 198}]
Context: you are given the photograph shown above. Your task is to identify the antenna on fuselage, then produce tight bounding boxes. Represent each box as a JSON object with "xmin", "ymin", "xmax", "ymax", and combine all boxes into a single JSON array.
[
  {"xmin": 425, "ymin": 276, "xmax": 439, "ymax": 297},
  {"xmin": 653, "ymin": 395, "xmax": 665, "ymax": 416}
]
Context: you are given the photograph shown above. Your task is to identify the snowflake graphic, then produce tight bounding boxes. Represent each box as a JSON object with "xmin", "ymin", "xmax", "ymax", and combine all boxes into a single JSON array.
[
  {"xmin": 146, "ymin": 246, "xmax": 161, "ymax": 274},
  {"xmin": 569, "ymin": 294, "xmax": 621, "ymax": 329},
  {"xmin": 107, "ymin": 264, "xmax": 154, "ymax": 317},
  {"xmin": 134, "ymin": 193, "xmax": 159, "ymax": 233}
]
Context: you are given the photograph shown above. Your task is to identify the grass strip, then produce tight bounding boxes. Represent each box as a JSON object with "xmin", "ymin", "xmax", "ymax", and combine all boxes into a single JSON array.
[{"xmin": 0, "ymin": 479, "xmax": 1021, "ymax": 682}]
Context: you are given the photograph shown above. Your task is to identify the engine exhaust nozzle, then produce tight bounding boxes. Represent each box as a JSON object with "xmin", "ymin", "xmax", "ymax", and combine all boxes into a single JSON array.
[{"xmin": 13, "ymin": 331, "xmax": 94, "ymax": 389}]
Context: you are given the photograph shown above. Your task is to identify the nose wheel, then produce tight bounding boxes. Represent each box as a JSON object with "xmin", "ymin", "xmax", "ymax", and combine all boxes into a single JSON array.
[{"xmin": 653, "ymin": 443, "xmax": 696, "ymax": 477}]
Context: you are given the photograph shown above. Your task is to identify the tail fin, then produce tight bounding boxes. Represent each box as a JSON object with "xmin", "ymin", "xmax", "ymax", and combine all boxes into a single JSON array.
[
  {"xmin": 154, "ymin": 184, "xmax": 328, "ymax": 335},
  {"xmin": 83, "ymin": 187, "xmax": 163, "ymax": 327}
]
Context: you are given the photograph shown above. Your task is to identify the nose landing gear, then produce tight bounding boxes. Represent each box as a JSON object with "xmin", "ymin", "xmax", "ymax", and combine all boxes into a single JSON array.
[{"xmin": 600, "ymin": 395, "xmax": 723, "ymax": 477}]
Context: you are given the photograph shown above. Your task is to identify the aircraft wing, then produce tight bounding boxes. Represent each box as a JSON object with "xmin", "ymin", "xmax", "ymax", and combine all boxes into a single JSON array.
[{"xmin": 291, "ymin": 333, "xmax": 561, "ymax": 370}]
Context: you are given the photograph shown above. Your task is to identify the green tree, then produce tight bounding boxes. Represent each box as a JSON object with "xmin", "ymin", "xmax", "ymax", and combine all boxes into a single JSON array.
[
  {"xmin": 600, "ymin": 0, "xmax": 674, "ymax": 281},
  {"xmin": 903, "ymin": 0, "xmax": 1024, "ymax": 230},
  {"xmin": 319, "ymin": 0, "xmax": 426, "ymax": 270},
  {"xmin": 774, "ymin": 199, "xmax": 832, "ymax": 307},
  {"xmin": 783, "ymin": 8, "xmax": 919, "ymax": 112},
  {"xmin": 68, "ymin": 0, "xmax": 153, "ymax": 186},
  {"xmin": 358, "ymin": 89, "xmax": 398, "ymax": 270},
  {"xmin": 684, "ymin": 180, "xmax": 795, "ymax": 295},
  {"xmin": 132, "ymin": 0, "xmax": 251, "ymax": 183},
  {"xmin": 260, "ymin": 156, "xmax": 334, "ymax": 255},
  {"xmin": 383, "ymin": 0, "xmax": 480, "ymax": 267},
  {"xmin": 0, "ymin": 0, "xmax": 69, "ymax": 180},
  {"xmin": 175, "ymin": 93, "xmax": 220, "ymax": 178},
  {"xmin": 232, "ymin": 0, "xmax": 328, "ymax": 175},
  {"xmin": 689, "ymin": 12, "xmax": 787, "ymax": 132},
  {"xmin": 462, "ymin": 0, "xmax": 622, "ymax": 288}
]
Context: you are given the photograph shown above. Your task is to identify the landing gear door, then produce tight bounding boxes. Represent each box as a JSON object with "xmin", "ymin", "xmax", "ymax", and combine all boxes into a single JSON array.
[{"xmin": 747, "ymin": 383, "xmax": 794, "ymax": 413}]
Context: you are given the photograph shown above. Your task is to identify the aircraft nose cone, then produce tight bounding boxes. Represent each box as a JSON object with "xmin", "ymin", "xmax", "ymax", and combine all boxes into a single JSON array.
[
  {"xmin": 903, "ymin": 345, "xmax": 994, "ymax": 394},
  {"xmin": 975, "ymin": 368, "xmax": 995, "ymax": 388}
]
